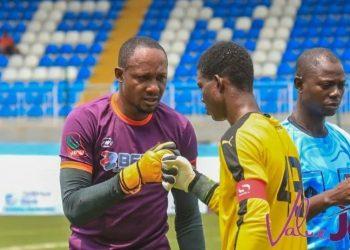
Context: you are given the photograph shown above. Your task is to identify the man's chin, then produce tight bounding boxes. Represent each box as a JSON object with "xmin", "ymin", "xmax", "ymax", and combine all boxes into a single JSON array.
[
  {"xmin": 139, "ymin": 104, "xmax": 158, "ymax": 114},
  {"xmin": 323, "ymin": 107, "xmax": 339, "ymax": 116}
]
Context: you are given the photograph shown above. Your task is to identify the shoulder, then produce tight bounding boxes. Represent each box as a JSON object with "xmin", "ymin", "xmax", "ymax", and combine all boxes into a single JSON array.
[
  {"xmin": 67, "ymin": 94, "xmax": 111, "ymax": 122},
  {"xmin": 155, "ymin": 103, "xmax": 193, "ymax": 129},
  {"xmin": 326, "ymin": 122, "xmax": 350, "ymax": 141},
  {"xmin": 221, "ymin": 113, "xmax": 271, "ymax": 147}
]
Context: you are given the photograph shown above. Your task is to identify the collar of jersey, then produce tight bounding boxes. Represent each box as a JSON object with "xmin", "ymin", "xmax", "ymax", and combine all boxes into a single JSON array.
[
  {"xmin": 111, "ymin": 93, "xmax": 153, "ymax": 126},
  {"xmin": 287, "ymin": 116, "xmax": 329, "ymax": 138}
]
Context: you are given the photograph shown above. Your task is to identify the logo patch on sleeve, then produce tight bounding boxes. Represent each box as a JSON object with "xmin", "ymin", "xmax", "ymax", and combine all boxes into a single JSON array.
[
  {"xmin": 66, "ymin": 133, "xmax": 86, "ymax": 158},
  {"xmin": 101, "ymin": 137, "xmax": 113, "ymax": 148}
]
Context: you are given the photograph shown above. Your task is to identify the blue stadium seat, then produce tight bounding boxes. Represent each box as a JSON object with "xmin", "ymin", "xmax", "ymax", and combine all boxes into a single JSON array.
[
  {"xmin": 95, "ymin": 32, "xmax": 108, "ymax": 42},
  {"xmin": 25, "ymin": 92, "xmax": 44, "ymax": 105},
  {"xmin": 83, "ymin": 55, "xmax": 97, "ymax": 66},
  {"xmin": 101, "ymin": 21, "xmax": 113, "ymax": 31},
  {"xmin": 0, "ymin": 55, "xmax": 8, "ymax": 67},
  {"xmin": 75, "ymin": 44, "xmax": 89, "ymax": 54},
  {"xmin": 77, "ymin": 67, "xmax": 91, "ymax": 80},
  {"xmin": 86, "ymin": 21, "xmax": 99, "ymax": 31},
  {"xmin": 54, "ymin": 56, "xmax": 68, "ymax": 66},
  {"xmin": 78, "ymin": 11, "xmax": 90, "ymax": 20},
  {"xmin": 3, "ymin": 93, "xmax": 17, "ymax": 105},
  {"xmin": 0, "ymin": 105, "xmax": 16, "ymax": 117},
  {"xmin": 278, "ymin": 63, "xmax": 294, "ymax": 75},
  {"xmin": 175, "ymin": 90, "xmax": 192, "ymax": 103},
  {"xmin": 68, "ymin": 55, "xmax": 82, "ymax": 66},
  {"xmin": 175, "ymin": 103, "xmax": 192, "ymax": 115},
  {"xmin": 60, "ymin": 44, "xmax": 74, "ymax": 54},
  {"xmin": 90, "ymin": 43, "xmax": 102, "ymax": 53},
  {"xmin": 39, "ymin": 55, "xmax": 53, "ymax": 66},
  {"xmin": 73, "ymin": 21, "xmax": 85, "ymax": 31},
  {"xmin": 64, "ymin": 11, "xmax": 76, "ymax": 20},
  {"xmin": 59, "ymin": 105, "xmax": 72, "ymax": 116},
  {"xmin": 58, "ymin": 21, "xmax": 71, "ymax": 31},
  {"xmin": 46, "ymin": 44, "xmax": 59, "ymax": 54}
]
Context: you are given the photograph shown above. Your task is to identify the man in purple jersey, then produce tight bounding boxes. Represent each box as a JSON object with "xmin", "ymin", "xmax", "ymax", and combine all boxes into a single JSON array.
[{"xmin": 59, "ymin": 37, "xmax": 205, "ymax": 249}]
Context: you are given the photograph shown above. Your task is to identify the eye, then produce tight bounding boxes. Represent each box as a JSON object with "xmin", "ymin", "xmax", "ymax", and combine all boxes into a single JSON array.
[
  {"xmin": 138, "ymin": 75, "xmax": 149, "ymax": 82},
  {"xmin": 338, "ymin": 82, "xmax": 346, "ymax": 89},
  {"xmin": 157, "ymin": 75, "xmax": 166, "ymax": 83},
  {"xmin": 321, "ymin": 82, "xmax": 332, "ymax": 90}
]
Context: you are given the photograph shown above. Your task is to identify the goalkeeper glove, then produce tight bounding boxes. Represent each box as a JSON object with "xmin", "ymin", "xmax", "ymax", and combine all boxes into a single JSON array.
[
  {"xmin": 162, "ymin": 154, "xmax": 219, "ymax": 206},
  {"xmin": 119, "ymin": 141, "xmax": 177, "ymax": 195},
  {"xmin": 161, "ymin": 154, "xmax": 196, "ymax": 192}
]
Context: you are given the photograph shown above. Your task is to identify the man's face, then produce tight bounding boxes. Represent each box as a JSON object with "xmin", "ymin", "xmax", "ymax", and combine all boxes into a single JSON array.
[
  {"xmin": 197, "ymin": 71, "xmax": 226, "ymax": 121},
  {"xmin": 299, "ymin": 60, "xmax": 345, "ymax": 117},
  {"xmin": 116, "ymin": 47, "xmax": 167, "ymax": 115}
]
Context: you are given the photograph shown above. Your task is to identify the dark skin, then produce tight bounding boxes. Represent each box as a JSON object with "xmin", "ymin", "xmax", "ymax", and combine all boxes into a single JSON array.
[
  {"xmin": 197, "ymin": 72, "xmax": 259, "ymax": 126},
  {"xmin": 114, "ymin": 47, "xmax": 167, "ymax": 120},
  {"xmin": 292, "ymin": 58, "xmax": 345, "ymax": 137},
  {"xmin": 291, "ymin": 57, "xmax": 350, "ymax": 220}
]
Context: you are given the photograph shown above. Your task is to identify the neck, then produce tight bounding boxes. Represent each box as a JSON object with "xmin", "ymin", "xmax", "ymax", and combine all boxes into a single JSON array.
[
  {"xmin": 115, "ymin": 92, "xmax": 149, "ymax": 121},
  {"xmin": 226, "ymin": 92, "xmax": 260, "ymax": 125},
  {"xmin": 291, "ymin": 101, "xmax": 327, "ymax": 137}
]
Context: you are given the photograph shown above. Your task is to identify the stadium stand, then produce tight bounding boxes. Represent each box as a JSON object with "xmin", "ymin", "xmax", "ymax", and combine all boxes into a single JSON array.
[
  {"xmin": 0, "ymin": 0, "xmax": 349, "ymax": 117},
  {"xmin": 0, "ymin": 0, "xmax": 124, "ymax": 117}
]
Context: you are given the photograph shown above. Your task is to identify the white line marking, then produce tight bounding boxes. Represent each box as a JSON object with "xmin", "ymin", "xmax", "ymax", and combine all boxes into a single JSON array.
[{"xmin": 0, "ymin": 242, "xmax": 67, "ymax": 250}]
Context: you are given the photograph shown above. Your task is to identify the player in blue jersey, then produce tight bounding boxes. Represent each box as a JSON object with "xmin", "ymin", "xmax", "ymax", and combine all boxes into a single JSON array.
[{"xmin": 282, "ymin": 48, "xmax": 350, "ymax": 249}]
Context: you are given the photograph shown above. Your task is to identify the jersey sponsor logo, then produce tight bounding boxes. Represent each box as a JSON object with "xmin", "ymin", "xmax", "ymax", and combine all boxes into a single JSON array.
[
  {"xmin": 101, "ymin": 137, "xmax": 113, "ymax": 148},
  {"xmin": 100, "ymin": 150, "xmax": 142, "ymax": 172},
  {"xmin": 66, "ymin": 133, "xmax": 86, "ymax": 158}
]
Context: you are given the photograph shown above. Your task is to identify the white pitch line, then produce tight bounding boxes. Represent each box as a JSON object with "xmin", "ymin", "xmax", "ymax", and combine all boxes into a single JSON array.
[{"xmin": 0, "ymin": 242, "xmax": 67, "ymax": 250}]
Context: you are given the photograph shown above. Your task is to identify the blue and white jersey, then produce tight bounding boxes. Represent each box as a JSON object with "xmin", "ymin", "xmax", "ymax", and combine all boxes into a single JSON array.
[{"xmin": 282, "ymin": 118, "xmax": 350, "ymax": 250}]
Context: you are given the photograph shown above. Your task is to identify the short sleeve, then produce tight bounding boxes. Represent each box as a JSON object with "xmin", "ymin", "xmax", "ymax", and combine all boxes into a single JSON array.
[
  {"xmin": 60, "ymin": 108, "xmax": 95, "ymax": 174},
  {"xmin": 178, "ymin": 120, "xmax": 198, "ymax": 167}
]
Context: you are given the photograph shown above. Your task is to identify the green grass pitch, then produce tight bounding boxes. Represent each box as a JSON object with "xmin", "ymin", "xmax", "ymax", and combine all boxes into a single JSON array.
[{"xmin": 0, "ymin": 214, "xmax": 220, "ymax": 250}]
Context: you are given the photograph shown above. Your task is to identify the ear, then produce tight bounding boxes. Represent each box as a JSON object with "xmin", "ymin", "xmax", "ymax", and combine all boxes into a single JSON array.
[
  {"xmin": 115, "ymin": 67, "xmax": 124, "ymax": 82},
  {"xmin": 214, "ymin": 74, "xmax": 225, "ymax": 93},
  {"xmin": 294, "ymin": 75, "xmax": 303, "ymax": 92}
]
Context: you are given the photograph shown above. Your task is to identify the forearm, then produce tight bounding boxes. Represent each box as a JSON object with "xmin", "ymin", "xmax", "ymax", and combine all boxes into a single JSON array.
[
  {"xmin": 307, "ymin": 190, "xmax": 335, "ymax": 220},
  {"xmin": 189, "ymin": 171, "xmax": 219, "ymax": 213},
  {"xmin": 60, "ymin": 168, "xmax": 125, "ymax": 226},
  {"xmin": 172, "ymin": 189, "xmax": 205, "ymax": 250}
]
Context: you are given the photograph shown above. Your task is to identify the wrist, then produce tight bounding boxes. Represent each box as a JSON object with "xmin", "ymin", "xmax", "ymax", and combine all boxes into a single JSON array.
[
  {"xmin": 119, "ymin": 163, "xmax": 141, "ymax": 195},
  {"xmin": 189, "ymin": 171, "xmax": 218, "ymax": 205},
  {"xmin": 323, "ymin": 189, "xmax": 337, "ymax": 207},
  {"xmin": 188, "ymin": 170, "xmax": 200, "ymax": 192}
]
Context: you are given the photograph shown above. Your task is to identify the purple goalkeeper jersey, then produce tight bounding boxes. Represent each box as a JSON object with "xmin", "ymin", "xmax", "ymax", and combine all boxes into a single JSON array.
[{"xmin": 60, "ymin": 93, "xmax": 198, "ymax": 249}]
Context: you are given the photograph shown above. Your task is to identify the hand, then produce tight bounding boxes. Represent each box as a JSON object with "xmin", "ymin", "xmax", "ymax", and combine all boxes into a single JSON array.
[
  {"xmin": 161, "ymin": 154, "xmax": 196, "ymax": 192},
  {"xmin": 327, "ymin": 178, "xmax": 350, "ymax": 206},
  {"xmin": 119, "ymin": 141, "xmax": 177, "ymax": 195}
]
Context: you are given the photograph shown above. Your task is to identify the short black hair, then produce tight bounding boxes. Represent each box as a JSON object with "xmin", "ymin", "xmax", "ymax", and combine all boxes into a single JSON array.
[
  {"xmin": 118, "ymin": 36, "xmax": 167, "ymax": 68},
  {"xmin": 197, "ymin": 41, "xmax": 254, "ymax": 92},
  {"xmin": 296, "ymin": 48, "xmax": 341, "ymax": 78}
]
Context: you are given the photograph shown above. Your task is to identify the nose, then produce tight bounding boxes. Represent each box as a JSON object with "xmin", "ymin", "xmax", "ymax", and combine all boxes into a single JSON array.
[
  {"xmin": 146, "ymin": 82, "xmax": 160, "ymax": 95},
  {"xmin": 329, "ymin": 86, "xmax": 343, "ymax": 99}
]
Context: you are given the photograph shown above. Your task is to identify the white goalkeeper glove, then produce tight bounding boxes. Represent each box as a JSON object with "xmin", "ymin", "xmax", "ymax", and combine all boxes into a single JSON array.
[{"xmin": 161, "ymin": 154, "xmax": 196, "ymax": 192}]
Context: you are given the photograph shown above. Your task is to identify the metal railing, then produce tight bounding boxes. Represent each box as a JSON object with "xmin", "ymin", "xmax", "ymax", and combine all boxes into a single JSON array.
[{"xmin": 1, "ymin": 81, "xmax": 350, "ymax": 117}]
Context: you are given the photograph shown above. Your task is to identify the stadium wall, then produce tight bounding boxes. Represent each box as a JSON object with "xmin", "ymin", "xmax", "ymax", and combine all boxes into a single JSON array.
[{"xmin": 0, "ymin": 151, "xmax": 219, "ymax": 215}]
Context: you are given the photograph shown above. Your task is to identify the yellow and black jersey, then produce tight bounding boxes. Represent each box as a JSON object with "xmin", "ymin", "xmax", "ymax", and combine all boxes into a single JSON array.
[{"xmin": 209, "ymin": 112, "xmax": 307, "ymax": 250}]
